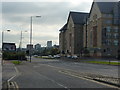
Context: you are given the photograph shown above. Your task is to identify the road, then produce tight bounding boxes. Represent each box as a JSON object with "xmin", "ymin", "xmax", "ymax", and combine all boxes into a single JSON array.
[{"xmin": 10, "ymin": 57, "xmax": 119, "ymax": 89}]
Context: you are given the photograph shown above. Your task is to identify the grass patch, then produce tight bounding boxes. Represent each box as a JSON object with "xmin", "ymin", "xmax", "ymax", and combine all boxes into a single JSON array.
[
  {"xmin": 12, "ymin": 61, "xmax": 22, "ymax": 65},
  {"xmin": 84, "ymin": 61, "xmax": 120, "ymax": 65}
]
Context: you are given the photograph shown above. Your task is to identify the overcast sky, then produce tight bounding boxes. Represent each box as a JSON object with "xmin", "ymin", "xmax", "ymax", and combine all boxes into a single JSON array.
[{"xmin": 0, "ymin": 0, "xmax": 96, "ymax": 48}]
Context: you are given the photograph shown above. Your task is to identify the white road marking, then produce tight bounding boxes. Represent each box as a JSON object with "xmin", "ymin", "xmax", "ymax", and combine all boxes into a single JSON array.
[
  {"xmin": 14, "ymin": 82, "xmax": 19, "ymax": 89},
  {"xmin": 8, "ymin": 66, "xmax": 20, "ymax": 82}
]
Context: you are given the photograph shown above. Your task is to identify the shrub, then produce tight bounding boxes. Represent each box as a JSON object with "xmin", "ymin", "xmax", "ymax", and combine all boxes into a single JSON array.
[{"xmin": 3, "ymin": 51, "xmax": 27, "ymax": 60}]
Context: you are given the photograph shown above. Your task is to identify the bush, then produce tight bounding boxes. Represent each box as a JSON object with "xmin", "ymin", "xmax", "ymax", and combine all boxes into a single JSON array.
[{"xmin": 3, "ymin": 51, "xmax": 27, "ymax": 60}]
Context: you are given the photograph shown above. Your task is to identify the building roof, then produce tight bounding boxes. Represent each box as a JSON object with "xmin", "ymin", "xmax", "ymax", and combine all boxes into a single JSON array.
[
  {"xmin": 59, "ymin": 24, "xmax": 67, "ymax": 32},
  {"xmin": 96, "ymin": 2, "xmax": 117, "ymax": 14},
  {"xmin": 69, "ymin": 11, "xmax": 89, "ymax": 24},
  {"xmin": 3, "ymin": 42, "xmax": 16, "ymax": 45}
]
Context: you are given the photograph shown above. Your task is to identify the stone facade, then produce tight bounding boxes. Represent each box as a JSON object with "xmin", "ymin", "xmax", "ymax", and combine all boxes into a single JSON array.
[
  {"xmin": 59, "ymin": 12, "xmax": 88, "ymax": 56},
  {"xmin": 84, "ymin": 2, "xmax": 120, "ymax": 58},
  {"xmin": 59, "ymin": 1, "xmax": 120, "ymax": 58}
]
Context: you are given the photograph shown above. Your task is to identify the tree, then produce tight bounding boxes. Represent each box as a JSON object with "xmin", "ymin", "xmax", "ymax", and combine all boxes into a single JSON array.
[{"xmin": 50, "ymin": 48, "xmax": 60, "ymax": 56}]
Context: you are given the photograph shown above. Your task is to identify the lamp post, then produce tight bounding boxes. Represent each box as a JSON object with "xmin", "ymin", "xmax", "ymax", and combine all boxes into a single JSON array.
[
  {"xmin": 1, "ymin": 30, "xmax": 11, "ymax": 65},
  {"xmin": 29, "ymin": 16, "xmax": 41, "ymax": 62}
]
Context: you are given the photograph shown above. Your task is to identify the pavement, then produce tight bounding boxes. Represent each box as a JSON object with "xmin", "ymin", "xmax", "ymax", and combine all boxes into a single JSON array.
[{"xmin": 2, "ymin": 59, "xmax": 17, "ymax": 89}]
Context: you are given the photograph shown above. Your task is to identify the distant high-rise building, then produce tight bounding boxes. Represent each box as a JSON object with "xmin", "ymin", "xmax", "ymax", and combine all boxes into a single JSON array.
[
  {"xmin": 27, "ymin": 44, "xmax": 33, "ymax": 50},
  {"xmin": 47, "ymin": 41, "xmax": 52, "ymax": 47},
  {"xmin": 35, "ymin": 44, "xmax": 41, "ymax": 50}
]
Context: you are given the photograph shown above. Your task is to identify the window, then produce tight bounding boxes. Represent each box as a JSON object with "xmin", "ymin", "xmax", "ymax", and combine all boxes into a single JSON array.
[
  {"xmin": 114, "ymin": 40, "xmax": 118, "ymax": 46},
  {"xmin": 106, "ymin": 26, "xmax": 111, "ymax": 32},
  {"xmin": 114, "ymin": 27, "xmax": 118, "ymax": 32},
  {"xmin": 113, "ymin": 19, "xmax": 119, "ymax": 25},
  {"xmin": 103, "ymin": 14, "xmax": 112, "ymax": 18},
  {"xmin": 106, "ymin": 39, "xmax": 111, "ymax": 45},
  {"xmin": 113, "ymin": 33, "xmax": 119, "ymax": 39},
  {"xmin": 104, "ymin": 20, "xmax": 112, "ymax": 24},
  {"xmin": 106, "ymin": 33, "xmax": 112, "ymax": 38}
]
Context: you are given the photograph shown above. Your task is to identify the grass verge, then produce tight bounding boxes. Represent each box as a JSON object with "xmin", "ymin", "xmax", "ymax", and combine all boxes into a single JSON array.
[
  {"xmin": 84, "ymin": 61, "xmax": 120, "ymax": 65},
  {"xmin": 12, "ymin": 61, "xmax": 22, "ymax": 65}
]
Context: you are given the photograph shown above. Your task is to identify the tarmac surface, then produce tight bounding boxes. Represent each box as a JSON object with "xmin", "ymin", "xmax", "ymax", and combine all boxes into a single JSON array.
[{"xmin": 1, "ymin": 57, "xmax": 120, "ymax": 89}]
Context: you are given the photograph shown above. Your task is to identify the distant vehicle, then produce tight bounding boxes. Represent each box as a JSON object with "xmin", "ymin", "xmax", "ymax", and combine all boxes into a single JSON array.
[
  {"xmin": 53, "ymin": 55, "xmax": 61, "ymax": 58},
  {"xmin": 34, "ymin": 55, "xmax": 38, "ymax": 57},
  {"xmin": 48, "ymin": 55, "xmax": 54, "ymax": 58},
  {"xmin": 71, "ymin": 55, "xmax": 78, "ymax": 59},
  {"xmin": 67, "ymin": 55, "xmax": 71, "ymax": 58}
]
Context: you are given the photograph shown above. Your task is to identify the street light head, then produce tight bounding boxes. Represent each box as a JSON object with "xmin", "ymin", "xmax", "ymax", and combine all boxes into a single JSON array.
[
  {"xmin": 36, "ymin": 16, "xmax": 41, "ymax": 18},
  {"xmin": 24, "ymin": 30, "xmax": 27, "ymax": 32},
  {"xmin": 7, "ymin": 30, "xmax": 11, "ymax": 32}
]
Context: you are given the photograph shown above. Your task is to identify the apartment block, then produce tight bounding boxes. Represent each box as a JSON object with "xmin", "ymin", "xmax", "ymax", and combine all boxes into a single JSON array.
[
  {"xmin": 59, "ymin": 11, "xmax": 88, "ymax": 56},
  {"xmin": 84, "ymin": 1, "xmax": 120, "ymax": 57}
]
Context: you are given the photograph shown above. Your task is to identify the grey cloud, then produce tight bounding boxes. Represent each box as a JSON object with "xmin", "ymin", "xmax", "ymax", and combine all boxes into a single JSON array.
[
  {"xmin": 2, "ymin": 2, "xmax": 92, "ymax": 25},
  {"xmin": 1, "ymin": 1, "xmax": 92, "ymax": 48}
]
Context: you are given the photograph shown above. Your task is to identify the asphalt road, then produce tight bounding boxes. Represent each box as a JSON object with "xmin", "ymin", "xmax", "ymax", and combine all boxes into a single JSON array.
[{"xmin": 10, "ymin": 57, "xmax": 119, "ymax": 89}]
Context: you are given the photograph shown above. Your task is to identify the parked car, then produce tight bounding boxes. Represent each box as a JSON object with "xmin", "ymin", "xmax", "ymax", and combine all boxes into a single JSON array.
[
  {"xmin": 34, "ymin": 55, "xmax": 38, "ymax": 57},
  {"xmin": 67, "ymin": 55, "xmax": 71, "ymax": 58},
  {"xmin": 71, "ymin": 55, "xmax": 78, "ymax": 59},
  {"xmin": 48, "ymin": 55, "xmax": 54, "ymax": 58},
  {"xmin": 53, "ymin": 55, "xmax": 61, "ymax": 58}
]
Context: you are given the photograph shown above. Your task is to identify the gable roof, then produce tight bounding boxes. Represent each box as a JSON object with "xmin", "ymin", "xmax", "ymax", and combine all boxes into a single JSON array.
[
  {"xmin": 96, "ymin": 2, "xmax": 117, "ymax": 14},
  {"xmin": 59, "ymin": 24, "xmax": 67, "ymax": 32},
  {"xmin": 68, "ymin": 11, "xmax": 89, "ymax": 24}
]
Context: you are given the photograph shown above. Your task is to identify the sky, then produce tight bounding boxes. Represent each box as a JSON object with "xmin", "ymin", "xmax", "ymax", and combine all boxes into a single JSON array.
[{"xmin": 1, "ymin": 0, "xmax": 118, "ymax": 48}]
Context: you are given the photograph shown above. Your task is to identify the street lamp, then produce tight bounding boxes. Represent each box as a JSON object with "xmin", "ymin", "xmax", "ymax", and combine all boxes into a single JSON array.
[
  {"xmin": 1, "ymin": 30, "xmax": 11, "ymax": 65},
  {"xmin": 29, "ymin": 16, "xmax": 41, "ymax": 62}
]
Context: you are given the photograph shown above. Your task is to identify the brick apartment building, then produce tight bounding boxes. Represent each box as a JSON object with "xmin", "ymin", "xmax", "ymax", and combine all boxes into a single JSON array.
[
  {"xmin": 84, "ymin": 1, "xmax": 120, "ymax": 58},
  {"xmin": 59, "ymin": 11, "xmax": 88, "ymax": 56}
]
